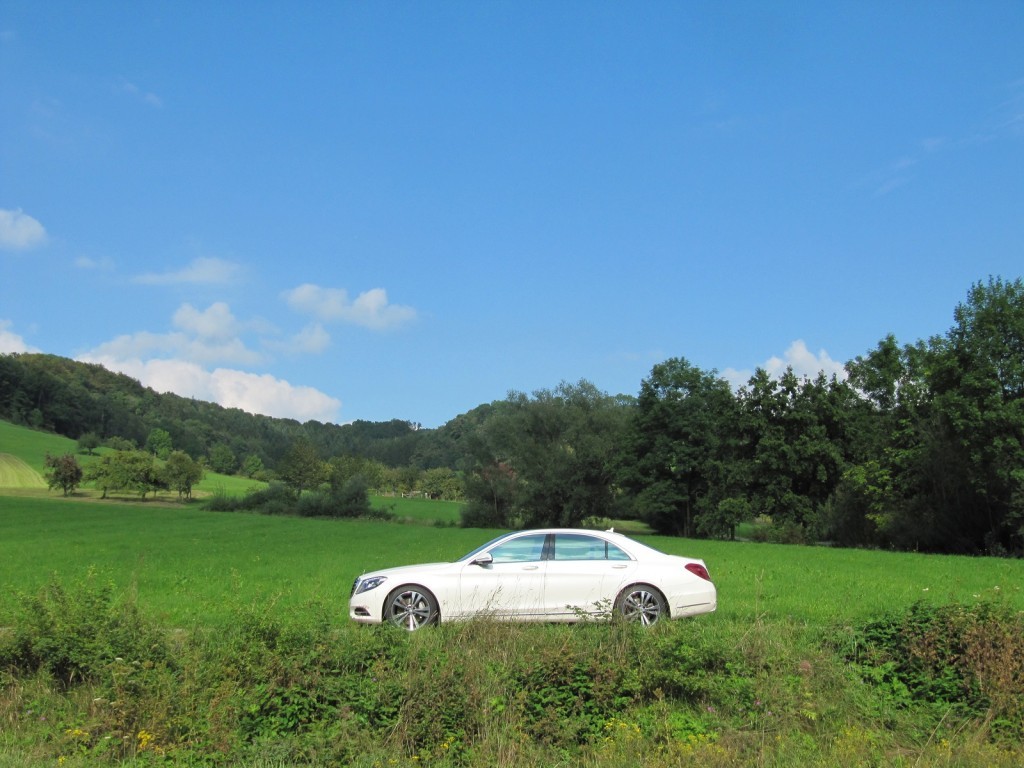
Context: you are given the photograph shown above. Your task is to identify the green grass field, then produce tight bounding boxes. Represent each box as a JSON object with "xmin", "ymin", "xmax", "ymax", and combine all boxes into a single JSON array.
[
  {"xmin": 1, "ymin": 493, "xmax": 1020, "ymax": 629},
  {"xmin": 2, "ymin": 419, "xmax": 1022, "ymax": 628},
  {"xmin": 0, "ymin": 452, "xmax": 46, "ymax": 488},
  {"xmin": 0, "ymin": 419, "xmax": 77, "ymax": 478},
  {"xmin": 4, "ymin": 420, "xmax": 1024, "ymax": 767}
]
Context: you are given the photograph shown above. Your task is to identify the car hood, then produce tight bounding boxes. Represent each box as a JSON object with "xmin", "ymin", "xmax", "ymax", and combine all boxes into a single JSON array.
[{"xmin": 358, "ymin": 562, "xmax": 454, "ymax": 581}]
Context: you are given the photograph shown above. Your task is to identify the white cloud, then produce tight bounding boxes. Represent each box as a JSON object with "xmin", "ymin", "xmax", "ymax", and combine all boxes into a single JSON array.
[
  {"xmin": 723, "ymin": 340, "xmax": 847, "ymax": 389},
  {"xmin": 0, "ymin": 208, "xmax": 47, "ymax": 250},
  {"xmin": 82, "ymin": 302, "xmax": 264, "ymax": 367},
  {"xmin": 85, "ymin": 330, "xmax": 263, "ymax": 368},
  {"xmin": 290, "ymin": 323, "xmax": 332, "ymax": 354},
  {"xmin": 284, "ymin": 283, "xmax": 417, "ymax": 330},
  {"xmin": 119, "ymin": 79, "xmax": 163, "ymax": 108},
  {"xmin": 76, "ymin": 301, "xmax": 342, "ymax": 422},
  {"xmin": 75, "ymin": 255, "xmax": 115, "ymax": 270},
  {"xmin": 0, "ymin": 320, "xmax": 40, "ymax": 353},
  {"xmin": 79, "ymin": 355, "xmax": 341, "ymax": 423},
  {"xmin": 173, "ymin": 301, "xmax": 241, "ymax": 341},
  {"xmin": 133, "ymin": 257, "xmax": 242, "ymax": 285}
]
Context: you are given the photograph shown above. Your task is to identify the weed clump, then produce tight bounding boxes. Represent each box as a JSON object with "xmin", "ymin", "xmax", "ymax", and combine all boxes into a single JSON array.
[
  {"xmin": 845, "ymin": 598, "xmax": 1024, "ymax": 739},
  {"xmin": 3, "ymin": 577, "xmax": 1024, "ymax": 767}
]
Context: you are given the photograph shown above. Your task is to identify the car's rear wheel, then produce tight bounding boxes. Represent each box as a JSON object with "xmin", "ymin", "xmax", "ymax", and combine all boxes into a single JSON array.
[
  {"xmin": 384, "ymin": 585, "xmax": 439, "ymax": 630},
  {"xmin": 615, "ymin": 584, "xmax": 667, "ymax": 626}
]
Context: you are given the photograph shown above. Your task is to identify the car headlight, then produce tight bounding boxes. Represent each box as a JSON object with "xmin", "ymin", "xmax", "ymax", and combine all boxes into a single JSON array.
[{"xmin": 354, "ymin": 576, "xmax": 388, "ymax": 595}]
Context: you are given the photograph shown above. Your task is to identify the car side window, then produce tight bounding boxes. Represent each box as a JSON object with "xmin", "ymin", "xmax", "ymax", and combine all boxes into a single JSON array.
[
  {"xmin": 553, "ymin": 534, "xmax": 632, "ymax": 561},
  {"xmin": 488, "ymin": 534, "xmax": 547, "ymax": 563}
]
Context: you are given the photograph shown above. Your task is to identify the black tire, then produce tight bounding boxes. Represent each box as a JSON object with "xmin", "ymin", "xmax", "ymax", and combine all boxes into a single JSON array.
[
  {"xmin": 614, "ymin": 584, "xmax": 668, "ymax": 626},
  {"xmin": 384, "ymin": 585, "xmax": 439, "ymax": 630}
]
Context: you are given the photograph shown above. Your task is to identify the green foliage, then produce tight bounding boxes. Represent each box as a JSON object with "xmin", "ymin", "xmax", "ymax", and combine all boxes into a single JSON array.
[
  {"xmin": 844, "ymin": 599, "xmax": 1024, "ymax": 734},
  {"xmin": 84, "ymin": 449, "xmax": 164, "ymax": 499},
  {"xmin": 7, "ymin": 582, "xmax": 1024, "ymax": 767},
  {"xmin": 278, "ymin": 438, "xmax": 328, "ymax": 498},
  {"xmin": 208, "ymin": 442, "xmax": 237, "ymax": 474},
  {"xmin": 162, "ymin": 450, "xmax": 204, "ymax": 499},
  {"xmin": 206, "ymin": 479, "xmax": 391, "ymax": 521},
  {"xmin": 620, "ymin": 358, "xmax": 738, "ymax": 537},
  {"xmin": 43, "ymin": 452, "xmax": 83, "ymax": 496},
  {"xmin": 418, "ymin": 466, "xmax": 463, "ymax": 500},
  {"xmin": 76, "ymin": 431, "xmax": 100, "ymax": 455},
  {"xmin": 2, "ymin": 571, "xmax": 170, "ymax": 688},
  {"xmin": 461, "ymin": 381, "xmax": 629, "ymax": 528},
  {"xmin": 144, "ymin": 428, "xmax": 172, "ymax": 459},
  {"xmin": 240, "ymin": 452, "xmax": 265, "ymax": 478},
  {"xmin": 206, "ymin": 481, "xmax": 298, "ymax": 514}
]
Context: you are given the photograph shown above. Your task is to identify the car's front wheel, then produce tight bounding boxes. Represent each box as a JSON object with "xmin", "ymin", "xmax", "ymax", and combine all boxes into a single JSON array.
[
  {"xmin": 384, "ymin": 585, "xmax": 439, "ymax": 630},
  {"xmin": 615, "ymin": 584, "xmax": 667, "ymax": 626}
]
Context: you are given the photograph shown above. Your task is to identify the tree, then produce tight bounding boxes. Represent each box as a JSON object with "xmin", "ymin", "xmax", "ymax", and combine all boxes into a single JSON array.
[
  {"xmin": 461, "ymin": 381, "xmax": 629, "ymax": 528},
  {"xmin": 619, "ymin": 359, "xmax": 738, "ymax": 537},
  {"xmin": 419, "ymin": 467, "xmax": 463, "ymax": 500},
  {"xmin": 77, "ymin": 432, "xmax": 101, "ymax": 456},
  {"xmin": 145, "ymin": 428, "xmax": 173, "ymax": 459},
  {"xmin": 162, "ymin": 450, "xmax": 205, "ymax": 500},
  {"xmin": 85, "ymin": 450, "xmax": 164, "ymax": 499},
  {"xmin": 241, "ymin": 454, "xmax": 265, "ymax": 479},
  {"xmin": 208, "ymin": 443, "xmax": 237, "ymax": 475},
  {"xmin": 44, "ymin": 452, "xmax": 83, "ymax": 496},
  {"xmin": 278, "ymin": 438, "xmax": 328, "ymax": 498},
  {"xmin": 928, "ymin": 277, "xmax": 1024, "ymax": 553}
]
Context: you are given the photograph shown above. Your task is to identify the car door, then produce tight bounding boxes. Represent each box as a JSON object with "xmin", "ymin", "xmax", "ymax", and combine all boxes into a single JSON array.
[
  {"xmin": 456, "ymin": 533, "xmax": 548, "ymax": 619},
  {"xmin": 542, "ymin": 533, "xmax": 636, "ymax": 618}
]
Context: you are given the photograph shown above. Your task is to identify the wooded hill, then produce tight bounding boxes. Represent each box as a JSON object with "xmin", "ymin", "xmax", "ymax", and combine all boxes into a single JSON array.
[
  {"xmin": 3, "ymin": 276, "xmax": 1023, "ymax": 556},
  {"xmin": 0, "ymin": 351, "xmax": 476, "ymax": 471}
]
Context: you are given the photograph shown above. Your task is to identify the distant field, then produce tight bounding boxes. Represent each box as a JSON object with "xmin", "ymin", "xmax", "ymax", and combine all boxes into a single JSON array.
[
  {"xmin": 3, "ymin": 418, "xmax": 1023, "ymax": 630},
  {"xmin": 2, "ymin": 494, "xmax": 1021, "ymax": 629},
  {"xmin": 0, "ymin": 421, "xmax": 462, "ymax": 519},
  {"xmin": 372, "ymin": 494, "xmax": 463, "ymax": 524},
  {"xmin": 0, "ymin": 453, "xmax": 47, "ymax": 488},
  {"xmin": 0, "ymin": 495, "xmax": 492, "ymax": 626},
  {"xmin": 0, "ymin": 420, "xmax": 77, "ymax": 475}
]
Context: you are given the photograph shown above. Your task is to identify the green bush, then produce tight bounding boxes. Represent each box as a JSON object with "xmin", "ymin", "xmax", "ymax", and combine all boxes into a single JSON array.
[
  {"xmin": 2, "ymin": 572, "xmax": 170, "ymax": 688},
  {"xmin": 4, "ymin": 584, "xmax": 1024, "ymax": 767},
  {"xmin": 845, "ymin": 599, "xmax": 1024, "ymax": 737}
]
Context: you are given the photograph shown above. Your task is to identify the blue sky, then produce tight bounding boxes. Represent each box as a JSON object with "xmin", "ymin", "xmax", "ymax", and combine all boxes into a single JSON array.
[{"xmin": 2, "ymin": 2, "xmax": 1022, "ymax": 428}]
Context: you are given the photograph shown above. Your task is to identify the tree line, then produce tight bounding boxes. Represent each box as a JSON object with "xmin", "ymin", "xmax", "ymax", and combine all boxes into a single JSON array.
[
  {"xmin": 5, "ymin": 276, "xmax": 1023, "ymax": 555},
  {"xmin": 459, "ymin": 277, "xmax": 1024, "ymax": 556}
]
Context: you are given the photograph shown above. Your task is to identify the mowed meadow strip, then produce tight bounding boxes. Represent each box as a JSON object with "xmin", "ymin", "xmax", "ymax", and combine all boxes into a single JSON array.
[
  {"xmin": 1, "ymin": 494, "xmax": 1021, "ymax": 629},
  {"xmin": 0, "ymin": 453, "xmax": 47, "ymax": 488}
]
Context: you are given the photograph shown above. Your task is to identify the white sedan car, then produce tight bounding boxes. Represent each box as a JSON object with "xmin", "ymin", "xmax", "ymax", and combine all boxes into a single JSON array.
[{"xmin": 349, "ymin": 528, "xmax": 716, "ymax": 630}]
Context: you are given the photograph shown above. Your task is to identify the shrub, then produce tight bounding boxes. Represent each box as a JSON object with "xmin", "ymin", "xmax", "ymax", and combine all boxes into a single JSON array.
[
  {"xmin": 845, "ymin": 599, "xmax": 1024, "ymax": 737},
  {"xmin": 2, "ymin": 572, "xmax": 170, "ymax": 688}
]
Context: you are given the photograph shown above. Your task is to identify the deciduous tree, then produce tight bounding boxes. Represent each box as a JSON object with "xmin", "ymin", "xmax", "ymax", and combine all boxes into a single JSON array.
[
  {"xmin": 163, "ymin": 450, "xmax": 204, "ymax": 500},
  {"xmin": 44, "ymin": 452, "xmax": 83, "ymax": 496}
]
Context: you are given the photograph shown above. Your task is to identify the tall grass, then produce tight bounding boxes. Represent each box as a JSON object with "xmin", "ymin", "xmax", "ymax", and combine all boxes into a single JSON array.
[{"xmin": 2, "ymin": 575, "xmax": 1022, "ymax": 767}]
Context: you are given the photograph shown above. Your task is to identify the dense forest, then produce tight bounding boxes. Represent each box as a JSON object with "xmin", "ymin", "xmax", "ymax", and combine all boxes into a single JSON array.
[{"xmin": 2, "ymin": 277, "xmax": 1022, "ymax": 556}]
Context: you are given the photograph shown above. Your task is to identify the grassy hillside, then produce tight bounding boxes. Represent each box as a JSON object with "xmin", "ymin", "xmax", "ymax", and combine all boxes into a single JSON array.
[
  {"xmin": 0, "ymin": 453, "xmax": 46, "ymax": 488},
  {"xmin": 0, "ymin": 419, "xmax": 470, "ymax": 525},
  {"xmin": 0, "ymin": 419, "xmax": 77, "ymax": 476}
]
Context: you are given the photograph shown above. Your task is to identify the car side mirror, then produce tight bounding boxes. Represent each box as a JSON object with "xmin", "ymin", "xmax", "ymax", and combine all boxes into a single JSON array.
[{"xmin": 470, "ymin": 553, "xmax": 493, "ymax": 567}]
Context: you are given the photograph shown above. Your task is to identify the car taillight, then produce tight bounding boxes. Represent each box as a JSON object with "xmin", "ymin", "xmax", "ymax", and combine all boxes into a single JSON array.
[{"xmin": 685, "ymin": 563, "xmax": 711, "ymax": 581}]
